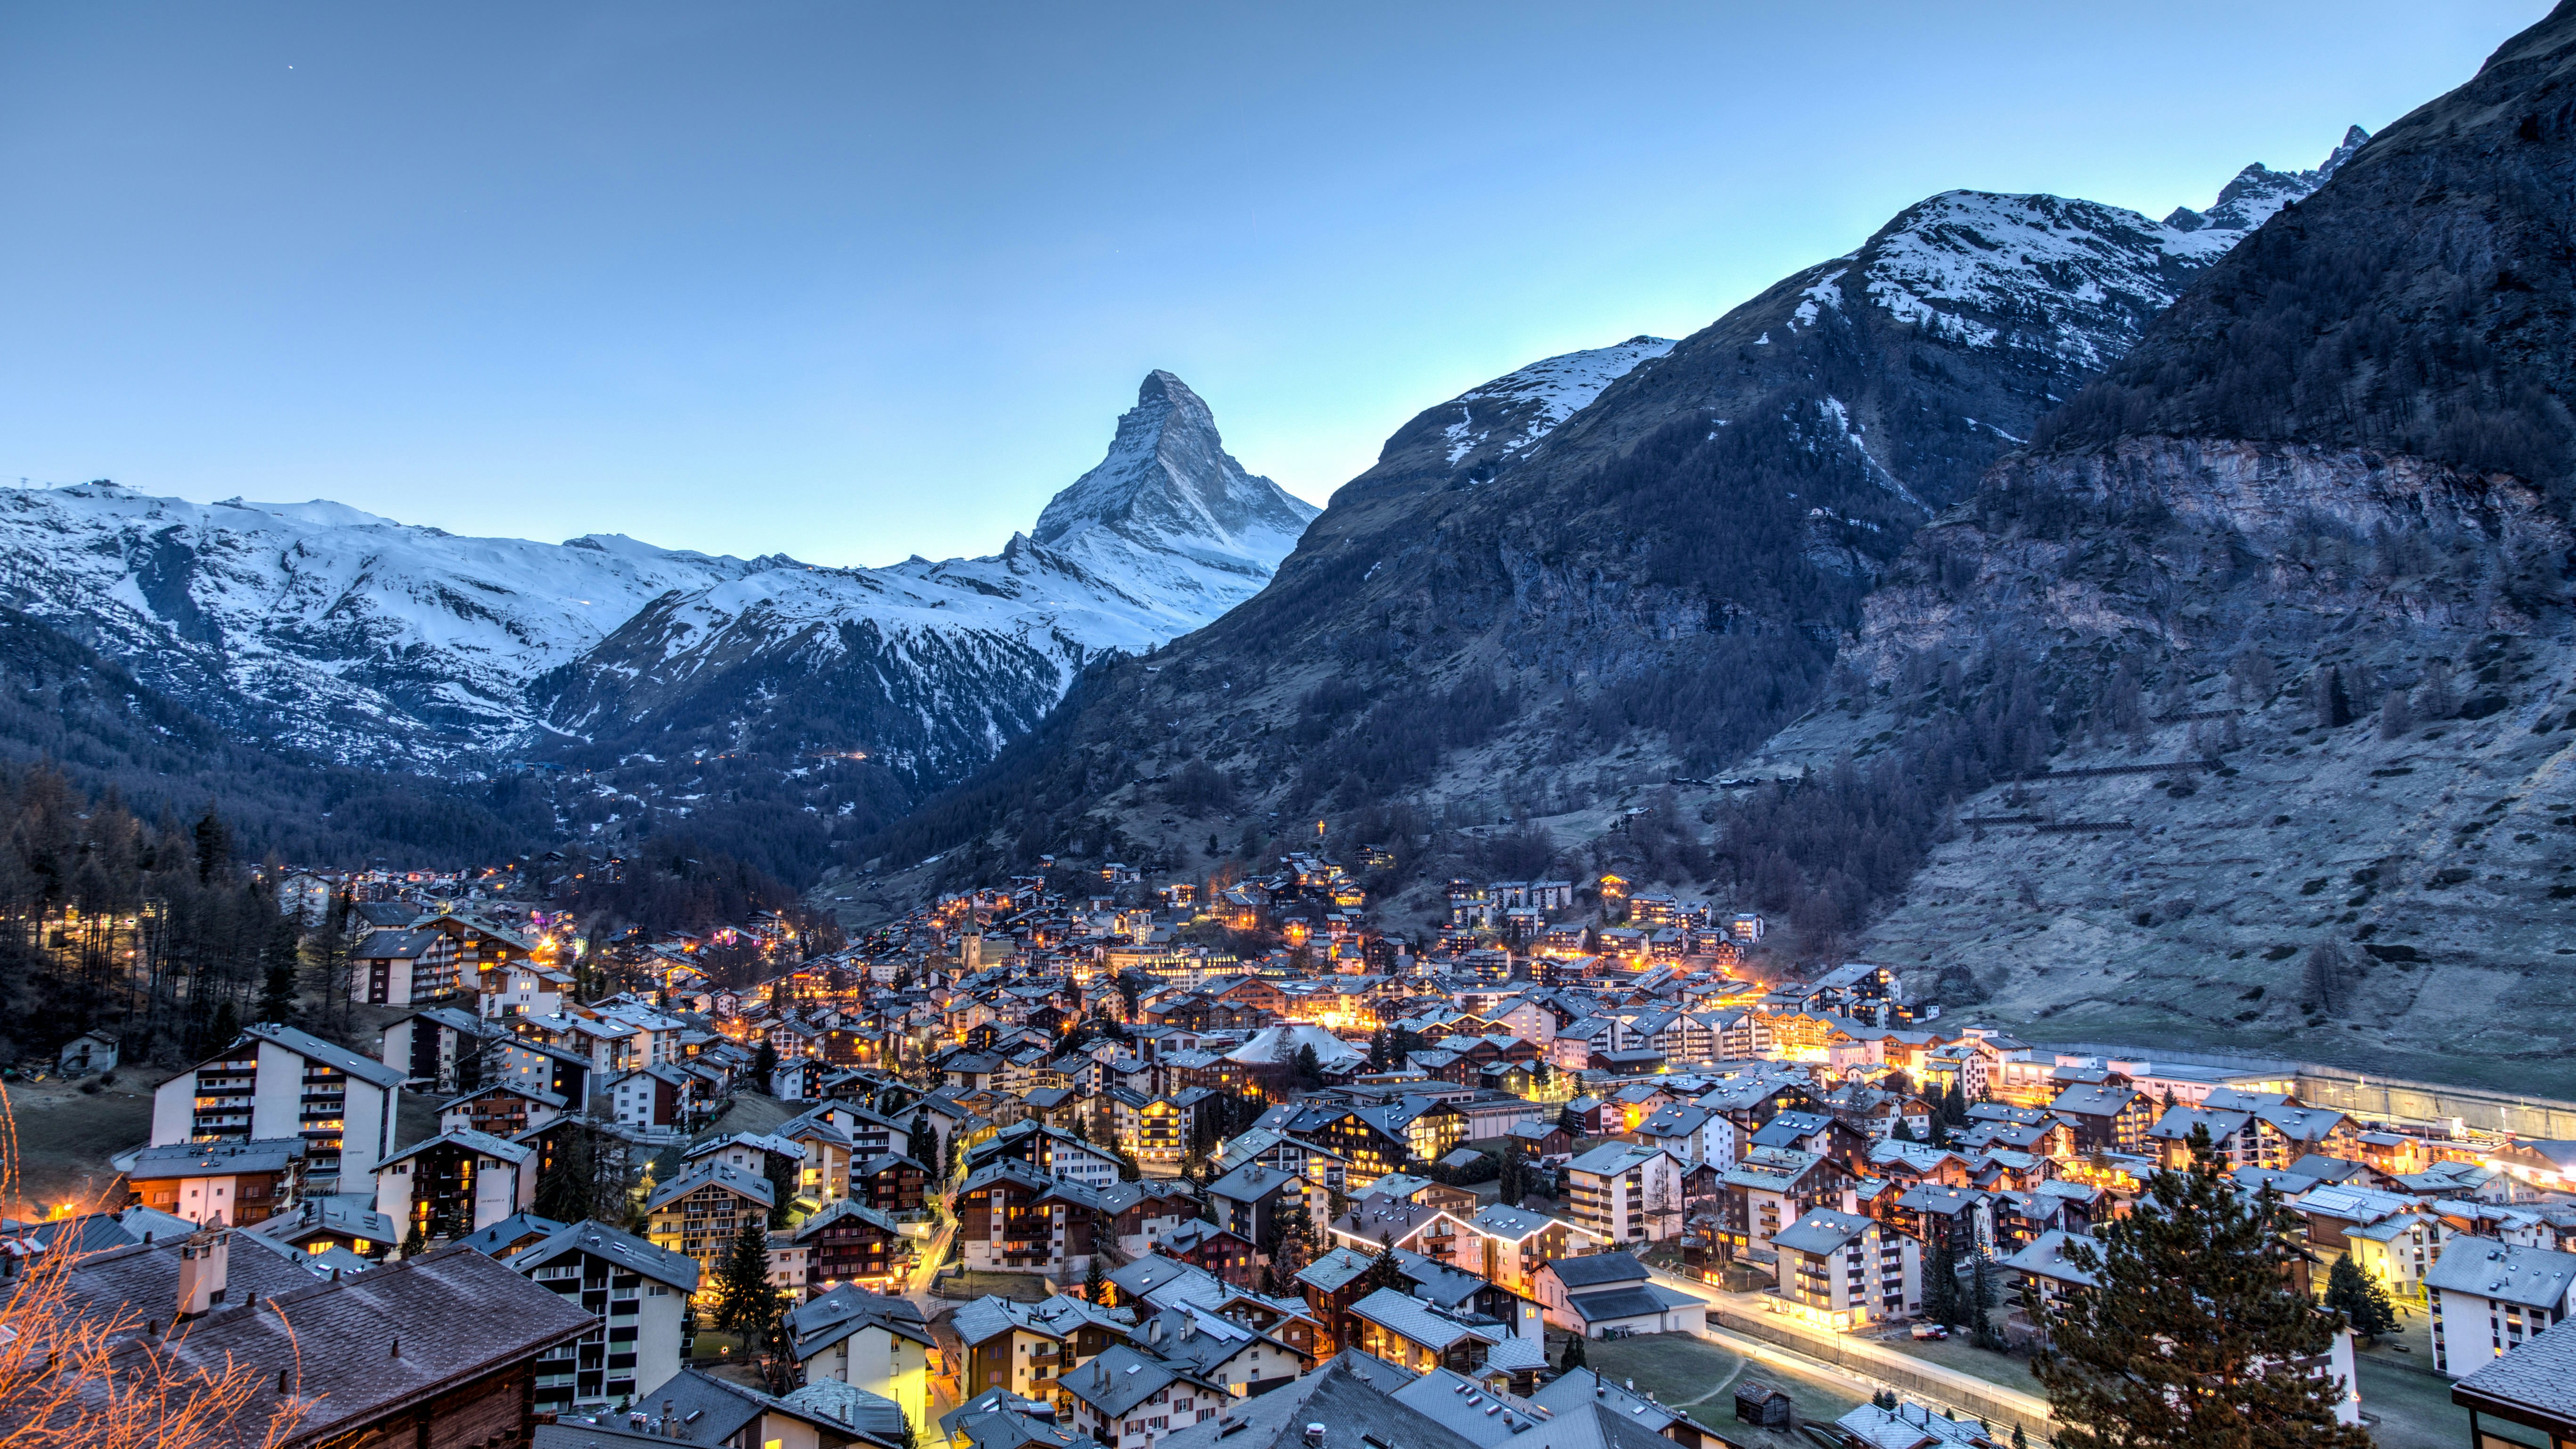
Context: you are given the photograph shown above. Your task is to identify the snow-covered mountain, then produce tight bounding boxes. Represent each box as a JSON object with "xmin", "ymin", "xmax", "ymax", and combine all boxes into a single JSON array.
[
  {"xmin": 1433, "ymin": 336, "xmax": 1679, "ymax": 468},
  {"xmin": 531, "ymin": 373, "xmax": 1319, "ymax": 783},
  {"xmin": 0, "ymin": 371, "xmax": 1311, "ymax": 780}
]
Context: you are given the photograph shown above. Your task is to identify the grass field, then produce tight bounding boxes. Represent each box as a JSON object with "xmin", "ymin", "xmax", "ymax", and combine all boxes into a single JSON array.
[
  {"xmin": 4, "ymin": 1075, "xmax": 155, "ymax": 1215},
  {"xmin": 1580, "ymin": 1331, "xmax": 1864, "ymax": 1448}
]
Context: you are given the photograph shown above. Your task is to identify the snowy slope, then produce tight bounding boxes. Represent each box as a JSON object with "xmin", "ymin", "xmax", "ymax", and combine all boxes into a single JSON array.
[
  {"xmin": 1435, "ymin": 336, "xmax": 1677, "ymax": 467},
  {"xmin": 530, "ymin": 371, "xmax": 1313, "ymax": 780},
  {"xmin": 0, "ymin": 371, "xmax": 1307, "ymax": 773},
  {"xmin": 1816, "ymin": 126, "xmax": 2370, "ymax": 373}
]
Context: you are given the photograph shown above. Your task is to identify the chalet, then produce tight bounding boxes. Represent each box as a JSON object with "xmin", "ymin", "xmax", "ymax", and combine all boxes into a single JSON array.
[
  {"xmin": 1059, "ymin": 1343, "xmax": 1225, "ymax": 1449},
  {"xmin": 2049, "ymin": 1083, "xmax": 2157, "ymax": 1155},
  {"xmin": 1348, "ymin": 1285, "xmax": 1508, "ymax": 1375},
  {"xmin": 794, "ymin": 1198, "xmax": 913, "ymax": 1291},
  {"xmin": 125, "ymin": 1139, "xmax": 306, "ymax": 1227},
  {"xmin": 55, "ymin": 1240, "xmax": 595, "ymax": 1449},
  {"xmin": 436, "ymin": 1081, "xmax": 568, "ymax": 1142},
  {"xmin": 375, "ymin": 1129, "xmax": 538, "ymax": 1242},
  {"xmin": 850, "ymin": 1152, "xmax": 932, "ymax": 1215},
  {"xmin": 645, "ymin": 1161, "xmax": 776, "ymax": 1283},
  {"xmin": 1205, "ymin": 1162, "xmax": 1320, "ymax": 1255},
  {"xmin": 783, "ymin": 1286, "xmax": 936, "ymax": 1429}
]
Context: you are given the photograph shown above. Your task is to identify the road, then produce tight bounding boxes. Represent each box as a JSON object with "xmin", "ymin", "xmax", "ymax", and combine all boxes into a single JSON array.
[{"xmin": 1647, "ymin": 1263, "xmax": 2055, "ymax": 1440}]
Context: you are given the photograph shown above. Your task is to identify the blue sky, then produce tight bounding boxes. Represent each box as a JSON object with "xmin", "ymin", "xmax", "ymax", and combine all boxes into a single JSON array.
[{"xmin": 0, "ymin": 2, "xmax": 2543, "ymax": 567}]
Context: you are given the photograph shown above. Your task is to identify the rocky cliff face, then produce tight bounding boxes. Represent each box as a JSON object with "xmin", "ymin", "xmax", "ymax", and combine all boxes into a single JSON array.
[
  {"xmin": 865, "ymin": 134, "xmax": 2357, "ymax": 882},
  {"xmin": 1745, "ymin": 5, "xmax": 2576, "ymax": 1091}
]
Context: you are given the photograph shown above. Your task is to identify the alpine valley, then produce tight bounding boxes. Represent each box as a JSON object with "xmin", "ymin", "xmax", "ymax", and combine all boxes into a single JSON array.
[{"xmin": 860, "ymin": 8, "xmax": 2576, "ymax": 1091}]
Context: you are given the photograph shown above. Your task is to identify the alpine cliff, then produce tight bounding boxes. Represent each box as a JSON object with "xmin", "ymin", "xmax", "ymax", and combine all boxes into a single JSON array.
[{"xmin": 865, "ymin": 128, "xmax": 2364, "ymax": 886}]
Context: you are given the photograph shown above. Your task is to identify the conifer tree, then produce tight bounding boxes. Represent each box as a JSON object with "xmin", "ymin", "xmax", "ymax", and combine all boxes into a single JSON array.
[
  {"xmin": 1559, "ymin": 1335, "xmax": 1587, "ymax": 1372},
  {"xmin": 907, "ymin": 1114, "xmax": 938, "ymax": 1168},
  {"xmin": 2322, "ymin": 1255, "xmax": 2399, "ymax": 1344},
  {"xmin": 715, "ymin": 1218, "xmax": 782, "ymax": 1345},
  {"xmin": 2035, "ymin": 1128, "xmax": 2372, "ymax": 1449},
  {"xmin": 1083, "ymin": 1252, "xmax": 1108, "ymax": 1304}
]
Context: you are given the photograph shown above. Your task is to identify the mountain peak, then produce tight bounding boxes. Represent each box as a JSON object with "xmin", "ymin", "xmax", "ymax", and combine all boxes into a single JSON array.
[{"xmin": 1031, "ymin": 371, "xmax": 1318, "ymax": 565}]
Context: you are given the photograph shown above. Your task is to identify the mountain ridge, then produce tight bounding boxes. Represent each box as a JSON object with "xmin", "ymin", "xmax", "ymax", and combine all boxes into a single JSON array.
[{"xmin": 851, "ymin": 131, "xmax": 2363, "ymax": 890}]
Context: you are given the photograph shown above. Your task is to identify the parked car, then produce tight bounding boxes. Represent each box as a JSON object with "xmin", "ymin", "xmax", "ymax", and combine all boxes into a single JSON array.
[{"xmin": 1909, "ymin": 1323, "xmax": 1949, "ymax": 1341}]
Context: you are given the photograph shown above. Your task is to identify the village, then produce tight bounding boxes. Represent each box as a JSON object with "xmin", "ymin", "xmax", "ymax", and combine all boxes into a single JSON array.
[{"xmin": 10, "ymin": 845, "xmax": 2576, "ymax": 1449}]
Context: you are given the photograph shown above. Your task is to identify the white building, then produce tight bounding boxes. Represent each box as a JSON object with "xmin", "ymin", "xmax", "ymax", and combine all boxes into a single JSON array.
[
  {"xmin": 1561, "ymin": 1143, "xmax": 1684, "ymax": 1245},
  {"xmin": 1771, "ymin": 1208, "xmax": 1920, "ymax": 1331},
  {"xmin": 503, "ymin": 1219, "xmax": 699, "ymax": 1413},
  {"xmin": 2428, "ymin": 1238, "xmax": 2576, "ymax": 1376},
  {"xmin": 149, "ymin": 1024, "xmax": 405, "ymax": 1192}
]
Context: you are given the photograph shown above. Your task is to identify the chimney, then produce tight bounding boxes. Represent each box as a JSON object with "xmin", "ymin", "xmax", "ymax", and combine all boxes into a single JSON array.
[
  {"xmin": 663, "ymin": 1399, "xmax": 678, "ymax": 1438},
  {"xmin": 176, "ymin": 1230, "xmax": 231, "ymax": 1318}
]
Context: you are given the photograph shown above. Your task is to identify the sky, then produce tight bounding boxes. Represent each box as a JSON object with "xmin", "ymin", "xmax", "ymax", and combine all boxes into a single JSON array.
[{"xmin": 0, "ymin": 2, "xmax": 2546, "ymax": 568}]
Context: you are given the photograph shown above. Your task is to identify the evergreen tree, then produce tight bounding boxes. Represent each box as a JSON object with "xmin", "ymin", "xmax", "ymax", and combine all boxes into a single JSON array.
[
  {"xmin": 2011, "ymin": 1425, "xmax": 2028, "ymax": 1449},
  {"xmin": 1892, "ymin": 1117, "xmax": 1917, "ymax": 1144},
  {"xmin": 1271, "ymin": 1203, "xmax": 1316, "ymax": 1281},
  {"xmin": 1083, "ymin": 1252, "xmax": 1108, "ymax": 1304},
  {"xmin": 1293, "ymin": 1043, "xmax": 1322, "ymax": 1087},
  {"xmin": 714, "ymin": 1218, "xmax": 782, "ymax": 1343},
  {"xmin": 400, "ymin": 1219, "xmax": 427, "ymax": 1259},
  {"xmin": 193, "ymin": 807, "xmax": 231, "ymax": 885},
  {"xmin": 2035, "ymin": 1128, "xmax": 2372, "ymax": 1449},
  {"xmin": 1559, "ymin": 1335, "xmax": 1587, "ymax": 1372},
  {"xmin": 906, "ymin": 1114, "xmax": 939, "ymax": 1169},
  {"xmin": 1969, "ymin": 1253, "xmax": 2005, "ymax": 1348},
  {"xmin": 1924, "ymin": 1235, "xmax": 1961, "ymax": 1327},
  {"xmin": 754, "ymin": 1039, "xmax": 780, "ymax": 1091},
  {"xmin": 2322, "ymin": 1255, "xmax": 2399, "ymax": 1344},
  {"xmin": 765, "ymin": 1151, "xmax": 797, "ymax": 1227},
  {"xmin": 255, "ymin": 911, "xmax": 301, "ymax": 1025}
]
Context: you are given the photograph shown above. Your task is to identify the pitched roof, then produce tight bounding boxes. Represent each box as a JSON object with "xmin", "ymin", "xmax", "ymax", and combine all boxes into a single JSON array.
[
  {"xmin": 1347, "ymin": 1286, "xmax": 1500, "ymax": 1351},
  {"xmin": 784, "ymin": 1283, "xmax": 935, "ymax": 1356},
  {"xmin": 645, "ymin": 1159, "xmax": 775, "ymax": 1213},
  {"xmin": 239, "ymin": 1023, "xmax": 408, "ymax": 1089},
  {"xmin": 506, "ymin": 1218, "xmax": 701, "ymax": 1292},
  {"xmin": 2428, "ymin": 1239, "xmax": 2576, "ymax": 1310},
  {"xmin": 2454, "ymin": 1316, "xmax": 2576, "ymax": 1425},
  {"xmin": 1059, "ymin": 1343, "xmax": 1202, "ymax": 1417},
  {"xmin": 1540, "ymin": 1252, "xmax": 1648, "ymax": 1289},
  {"xmin": 51, "ymin": 1244, "xmax": 594, "ymax": 1444},
  {"xmin": 1773, "ymin": 1209, "xmax": 1875, "ymax": 1256}
]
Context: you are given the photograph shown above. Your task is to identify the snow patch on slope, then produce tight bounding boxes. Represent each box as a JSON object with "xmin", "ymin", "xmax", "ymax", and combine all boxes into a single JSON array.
[{"xmin": 1436, "ymin": 335, "xmax": 1678, "ymax": 465}]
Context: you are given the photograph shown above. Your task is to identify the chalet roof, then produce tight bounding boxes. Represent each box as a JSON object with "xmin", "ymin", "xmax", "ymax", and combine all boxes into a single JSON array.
[
  {"xmin": 383, "ymin": 1128, "xmax": 532, "ymax": 1168},
  {"xmin": 1773, "ymin": 1209, "xmax": 1876, "ymax": 1256},
  {"xmin": 236, "ymin": 1023, "xmax": 408, "ymax": 1089},
  {"xmin": 1542, "ymin": 1252, "xmax": 1649, "ymax": 1289},
  {"xmin": 129, "ymin": 1138, "xmax": 308, "ymax": 1178},
  {"xmin": 789, "ymin": 1198, "xmax": 904, "ymax": 1243},
  {"xmin": 1208, "ymin": 1161, "xmax": 1303, "ymax": 1204},
  {"xmin": 645, "ymin": 1159, "xmax": 775, "ymax": 1213},
  {"xmin": 784, "ymin": 1283, "xmax": 935, "ymax": 1357},
  {"xmin": 1348, "ymin": 1286, "xmax": 1500, "ymax": 1351},
  {"xmin": 2427, "ymin": 1239, "xmax": 2576, "ymax": 1310},
  {"xmin": 52, "ymin": 1244, "xmax": 594, "ymax": 1445},
  {"xmin": 2000, "ymin": 1229, "xmax": 2100, "ymax": 1289},
  {"xmin": 455, "ymin": 1211, "xmax": 568, "ymax": 1259},
  {"xmin": 506, "ymin": 1218, "xmax": 701, "ymax": 1292},
  {"xmin": 1060, "ymin": 1343, "xmax": 1204, "ymax": 1417},
  {"xmin": 2454, "ymin": 1317, "xmax": 2576, "ymax": 1426}
]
